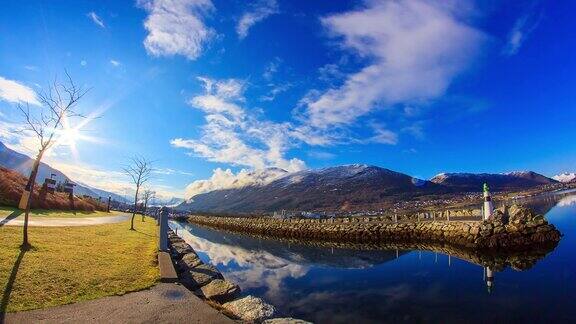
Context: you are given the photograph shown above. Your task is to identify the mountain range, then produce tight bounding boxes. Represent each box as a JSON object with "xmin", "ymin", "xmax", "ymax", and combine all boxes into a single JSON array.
[
  {"xmin": 430, "ymin": 171, "xmax": 557, "ymax": 191},
  {"xmin": 177, "ymin": 165, "xmax": 564, "ymax": 213},
  {"xmin": 178, "ymin": 164, "xmax": 446, "ymax": 213}
]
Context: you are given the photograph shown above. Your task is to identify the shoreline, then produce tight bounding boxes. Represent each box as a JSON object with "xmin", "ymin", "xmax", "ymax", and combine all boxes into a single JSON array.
[
  {"xmin": 183, "ymin": 205, "xmax": 562, "ymax": 251},
  {"xmin": 167, "ymin": 229, "xmax": 310, "ymax": 323}
]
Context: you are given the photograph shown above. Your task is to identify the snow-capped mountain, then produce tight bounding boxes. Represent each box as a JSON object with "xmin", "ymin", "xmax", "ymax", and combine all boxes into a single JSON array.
[
  {"xmin": 431, "ymin": 171, "xmax": 557, "ymax": 191},
  {"xmin": 0, "ymin": 141, "xmax": 126, "ymax": 202},
  {"xmin": 553, "ymin": 173, "xmax": 576, "ymax": 183}
]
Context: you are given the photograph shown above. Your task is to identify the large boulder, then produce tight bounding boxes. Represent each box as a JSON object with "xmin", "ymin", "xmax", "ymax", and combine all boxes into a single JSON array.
[
  {"xmin": 176, "ymin": 252, "xmax": 203, "ymax": 273},
  {"xmin": 170, "ymin": 241, "xmax": 195, "ymax": 259},
  {"xmin": 181, "ymin": 263, "xmax": 223, "ymax": 289},
  {"xmin": 222, "ymin": 295, "xmax": 276, "ymax": 322},
  {"xmin": 508, "ymin": 204, "xmax": 536, "ymax": 224},
  {"xmin": 195, "ymin": 279, "xmax": 240, "ymax": 303},
  {"xmin": 492, "ymin": 206, "xmax": 509, "ymax": 224}
]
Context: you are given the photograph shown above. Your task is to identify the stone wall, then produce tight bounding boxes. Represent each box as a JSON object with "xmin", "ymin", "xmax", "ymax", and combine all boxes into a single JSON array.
[
  {"xmin": 167, "ymin": 230, "xmax": 309, "ymax": 323},
  {"xmin": 186, "ymin": 205, "xmax": 561, "ymax": 251}
]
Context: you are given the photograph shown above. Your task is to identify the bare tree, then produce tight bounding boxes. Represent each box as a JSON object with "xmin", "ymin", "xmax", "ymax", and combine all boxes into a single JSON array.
[
  {"xmin": 141, "ymin": 189, "xmax": 155, "ymax": 221},
  {"xmin": 123, "ymin": 156, "xmax": 153, "ymax": 230},
  {"xmin": 16, "ymin": 72, "xmax": 87, "ymax": 248}
]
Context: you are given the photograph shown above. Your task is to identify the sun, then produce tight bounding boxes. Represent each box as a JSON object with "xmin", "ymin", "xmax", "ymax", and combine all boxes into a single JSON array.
[
  {"xmin": 59, "ymin": 127, "xmax": 81, "ymax": 147},
  {"xmin": 50, "ymin": 113, "xmax": 102, "ymax": 161}
]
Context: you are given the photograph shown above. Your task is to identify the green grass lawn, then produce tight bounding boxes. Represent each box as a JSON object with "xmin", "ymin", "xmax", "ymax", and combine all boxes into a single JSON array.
[
  {"xmin": 0, "ymin": 207, "xmax": 127, "ymax": 219},
  {"xmin": 0, "ymin": 217, "xmax": 159, "ymax": 313}
]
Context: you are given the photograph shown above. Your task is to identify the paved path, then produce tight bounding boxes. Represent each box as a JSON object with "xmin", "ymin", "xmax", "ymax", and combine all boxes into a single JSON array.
[
  {"xmin": 0, "ymin": 214, "xmax": 130, "ymax": 227},
  {"xmin": 3, "ymin": 283, "xmax": 234, "ymax": 323}
]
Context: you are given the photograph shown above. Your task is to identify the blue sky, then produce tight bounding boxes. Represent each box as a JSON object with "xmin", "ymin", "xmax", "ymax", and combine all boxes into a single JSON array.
[{"xmin": 0, "ymin": 0, "xmax": 575, "ymax": 199}]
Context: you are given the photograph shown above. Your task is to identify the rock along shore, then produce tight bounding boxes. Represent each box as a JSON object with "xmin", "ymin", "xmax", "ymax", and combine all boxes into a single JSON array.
[
  {"xmin": 167, "ymin": 229, "xmax": 312, "ymax": 324},
  {"xmin": 185, "ymin": 205, "xmax": 561, "ymax": 251}
]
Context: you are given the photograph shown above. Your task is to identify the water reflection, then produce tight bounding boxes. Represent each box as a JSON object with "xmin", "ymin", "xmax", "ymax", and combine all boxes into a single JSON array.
[
  {"xmin": 170, "ymin": 190, "xmax": 575, "ymax": 323},
  {"xmin": 558, "ymin": 195, "xmax": 576, "ymax": 207},
  {"xmin": 170, "ymin": 222, "xmax": 413, "ymax": 304}
]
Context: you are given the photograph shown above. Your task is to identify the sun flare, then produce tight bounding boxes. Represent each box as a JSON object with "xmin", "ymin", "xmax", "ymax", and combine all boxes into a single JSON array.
[{"xmin": 58, "ymin": 127, "xmax": 81, "ymax": 147}]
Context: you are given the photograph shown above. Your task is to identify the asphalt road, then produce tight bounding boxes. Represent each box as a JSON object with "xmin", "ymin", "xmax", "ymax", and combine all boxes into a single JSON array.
[
  {"xmin": 0, "ymin": 214, "xmax": 130, "ymax": 227},
  {"xmin": 3, "ymin": 283, "xmax": 234, "ymax": 323}
]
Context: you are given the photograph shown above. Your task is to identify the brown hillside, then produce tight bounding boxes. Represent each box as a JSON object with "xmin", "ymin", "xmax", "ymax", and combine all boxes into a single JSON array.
[{"xmin": 0, "ymin": 167, "xmax": 106, "ymax": 211}]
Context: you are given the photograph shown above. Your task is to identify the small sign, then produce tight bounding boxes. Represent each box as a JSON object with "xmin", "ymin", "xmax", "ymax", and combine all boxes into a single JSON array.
[
  {"xmin": 64, "ymin": 182, "xmax": 76, "ymax": 194},
  {"xmin": 44, "ymin": 178, "xmax": 56, "ymax": 193}
]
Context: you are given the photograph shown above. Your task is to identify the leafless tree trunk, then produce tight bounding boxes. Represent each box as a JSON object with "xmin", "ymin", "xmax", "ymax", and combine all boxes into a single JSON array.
[
  {"xmin": 123, "ymin": 157, "xmax": 152, "ymax": 230},
  {"xmin": 16, "ymin": 71, "xmax": 87, "ymax": 248},
  {"xmin": 141, "ymin": 189, "xmax": 155, "ymax": 221}
]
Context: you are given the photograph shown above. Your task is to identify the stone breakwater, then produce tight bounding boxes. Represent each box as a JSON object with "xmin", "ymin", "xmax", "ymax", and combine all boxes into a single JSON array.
[
  {"xmin": 167, "ymin": 229, "xmax": 311, "ymax": 324},
  {"xmin": 186, "ymin": 205, "xmax": 561, "ymax": 251}
]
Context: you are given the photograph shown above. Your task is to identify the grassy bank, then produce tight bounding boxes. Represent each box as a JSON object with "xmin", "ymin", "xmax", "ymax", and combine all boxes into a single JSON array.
[
  {"xmin": 0, "ymin": 217, "xmax": 159, "ymax": 313},
  {"xmin": 0, "ymin": 207, "xmax": 123, "ymax": 219}
]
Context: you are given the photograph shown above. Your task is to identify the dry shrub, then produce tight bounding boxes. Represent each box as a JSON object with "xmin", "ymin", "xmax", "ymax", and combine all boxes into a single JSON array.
[{"xmin": 0, "ymin": 167, "xmax": 106, "ymax": 211}]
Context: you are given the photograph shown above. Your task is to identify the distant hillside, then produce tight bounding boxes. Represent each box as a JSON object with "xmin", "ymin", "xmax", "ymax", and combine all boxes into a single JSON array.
[
  {"xmin": 0, "ymin": 167, "xmax": 106, "ymax": 211},
  {"xmin": 178, "ymin": 164, "xmax": 447, "ymax": 213},
  {"xmin": 0, "ymin": 141, "xmax": 126, "ymax": 202},
  {"xmin": 430, "ymin": 171, "xmax": 557, "ymax": 191}
]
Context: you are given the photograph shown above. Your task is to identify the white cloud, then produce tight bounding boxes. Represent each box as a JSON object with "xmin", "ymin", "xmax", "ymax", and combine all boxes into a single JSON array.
[
  {"xmin": 139, "ymin": 0, "xmax": 215, "ymax": 60},
  {"xmin": 190, "ymin": 77, "xmax": 246, "ymax": 118},
  {"xmin": 237, "ymin": 0, "xmax": 279, "ymax": 39},
  {"xmin": 153, "ymin": 167, "xmax": 194, "ymax": 176},
  {"xmin": 260, "ymin": 83, "xmax": 291, "ymax": 102},
  {"xmin": 87, "ymin": 11, "xmax": 105, "ymax": 28},
  {"xmin": 0, "ymin": 119, "xmax": 35, "ymax": 155},
  {"xmin": 80, "ymin": 60, "xmax": 87, "ymax": 66},
  {"xmin": 318, "ymin": 63, "xmax": 345, "ymax": 83},
  {"xmin": 263, "ymin": 57, "xmax": 281, "ymax": 80},
  {"xmin": 502, "ymin": 6, "xmax": 542, "ymax": 56},
  {"xmin": 173, "ymin": 225, "xmax": 308, "ymax": 303},
  {"xmin": 184, "ymin": 167, "xmax": 287, "ymax": 198},
  {"xmin": 367, "ymin": 123, "xmax": 398, "ymax": 145},
  {"xmin": 402, "ymin": 122, "xmax": 425, "ymax": 140},
  {"xmin": 0, "ymin": 76, "xmax": 41, "ymax": 106},
  {"xmin": 110, "ymin": 59, "xmax": 121, "ymax": 67},
  {"xmin": 307, "ymin": 150, "xmax": 336, "ymax": 160},
  {"xmin": 171, "ymin": 77, "xmax": 306, "ymax": 173},
  {"xmin": 302, "ymin": 0, "xmax": 485, "ymax": 129}
]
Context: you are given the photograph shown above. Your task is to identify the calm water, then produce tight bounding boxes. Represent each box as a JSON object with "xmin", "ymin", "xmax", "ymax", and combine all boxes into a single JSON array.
[{"xmin": 170, "ymin": 191, "xmax": 576, "ymax": 323}]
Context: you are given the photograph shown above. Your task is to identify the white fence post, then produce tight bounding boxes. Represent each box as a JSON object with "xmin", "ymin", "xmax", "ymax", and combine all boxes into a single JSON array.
[{"xmin": 159, "ymin": 208, "xmax": 169, "ymax": 251}]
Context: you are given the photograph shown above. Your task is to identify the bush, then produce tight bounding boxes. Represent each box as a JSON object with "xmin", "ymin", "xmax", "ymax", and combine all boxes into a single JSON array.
[{"xmin": 0, "ymin": 167, "xmax": 106, "ymax": 211}]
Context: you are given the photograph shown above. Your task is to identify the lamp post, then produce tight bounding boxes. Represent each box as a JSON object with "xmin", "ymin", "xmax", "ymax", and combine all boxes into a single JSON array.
[{"xmin": 483, "ymin": 182, "xmax": 494, "ymax": 221}]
